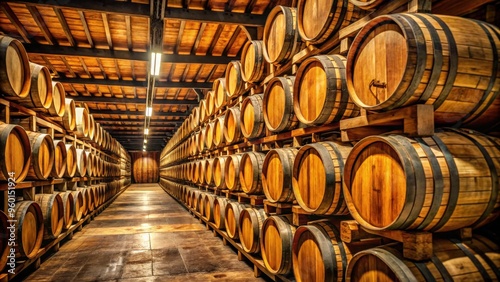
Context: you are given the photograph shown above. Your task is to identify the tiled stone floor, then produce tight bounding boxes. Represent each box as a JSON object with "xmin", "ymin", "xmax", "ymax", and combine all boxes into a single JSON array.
[{"xmin": 22, "ymin": 184, "xmax": 265, "ymax": 281}]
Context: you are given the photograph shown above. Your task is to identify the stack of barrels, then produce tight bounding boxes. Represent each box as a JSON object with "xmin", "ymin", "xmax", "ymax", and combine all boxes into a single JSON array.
[
  {"xmin": 159, "ymin": 0, "xmax": 500, "ymax": 281},
  {"xmin": 0, "ymin": 34, "xmax": 132, "ymax": 269}
]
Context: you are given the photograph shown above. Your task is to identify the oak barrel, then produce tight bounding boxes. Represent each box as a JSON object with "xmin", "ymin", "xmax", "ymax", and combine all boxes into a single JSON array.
[
  {"xmin": 62, "ymin": 98, "xmax": 76, "ymax": 131},
  {"xmin": 349, "ymin": 0, "xmax": 385, "ymax": 9},
  {"xmin": 50, "ymin": 139, "xmax": 67, "ymax": 178},
  {"xmin": 297, "ymin": 0, "xmax": 366, "ymax": 44},
  {"xmin": 13, "ymin": 201, "xmax": 43, "ymax": 259},
  {"xmin": 293, "ymin": 221, "xmax": 352, "ymax": 282},
  {"xmin": 240, "ymin": 94, "xmax": 266, "ymax": 139},
  {"xmin": 240, "ymin": 40, "xmax": 266, "ymax": 83},
  {"xmin": 213, "ymin": 78, "xmax": 228, "ymax": 111},
  {"xmin": 346, "ymin": 235, "xmax": 500, "ymax": 282},
  {"xmin": 206, "ymin": 90, "xmax": 216, "ymax": 117},
  {"xmin": 225, "ymin": 60, "xmax": 246, "ymax": 98},
  {"xmin": 49, "ymin": 81, "xmax": 66, "ymax": 117},
  {"xmin": 69, "ymin": 190, "xmax": 84, "ymax": 222},
  {"xmin": 213, "ymin": 156, "xmax": 229, "ymax": 189},
  {"xmin": 199, "ymin": 99, "xmax": 208, "ymax": 124},
  {"xmin": 213, "ymin": 116, "xmax": 225, "ymax": 148},
  {"xmin": 263, "ymin": 76, "xmax": 298, "ymax": 132},
  {"xmin": 260, "ymin": 215, "xmax": 296, "ymax": 275},
  {"xmin": 0, "ymin": 211, "xmax": 8, "ymax": 271},
  {"xmin": 204, "ymin": 158, "xmax": 215, "ymax": 186},
  {"xmin": 196, "ymin": 191, "xmax": 205, "ymax": 214},
  {"xmin": 204, "ymin": 194, "xmax": 217, "ymax": 222},
  {"xmin": 75, "ymin": 107, "xmax": 89, "ymax": 138},
  {"xmin": 0, "ymin": 123, "xmax": 31, "ymax": 183},
  {"xmin": 262, "ymin": 148, "xmax": 299, "ymax": 203},
  {"xmin": 197, "ymin": 159, "xmax": 206, "ymax": 185},
  {"xmin": 35, "ymin": 193, "xmax": 64, "ymax": 240},
  {"xmin": 239, "ymin": 151, "xmax": 266, "ymax": 195},
  {"xmin": 64, "ymin": 144, "xmax": 77, "ymax": 178},
  {"xmin": 26, "ymin": 132, "xmax": 55, "ymax": 180},
  {"xmin": 75, "ymin": 188, "xmax": 89, "ymax": 216},
  {"xmin": 0, "ymin": 35, "xmax": 30, "ymax": 98},
  {"xmin": 85, "ymin": 151, "xmax": 94, "ymax": 178},
  {"xmin": 88, "ymin": 114, "xmax": 96, "ymax": 141},
  {"xmin": 343, "ymin": 129, "xmax": 500, "ymax": 232},
  {"xmin": 197, "ymin": 127, "xmax": 206, "ymax": 153},
  {"xmin": 294, "ymin": 55, "xmax": 359, "ymax": 126},
  {"xmin": 58, "ymin": 192, "xmax": 74, "ymax": 230},
  {"xmin": 224, "ymin": 106, "xmax": 242, "ymax": 145},
  {"xmin": 75, "ymin": 149, "xmax": 88, "ymax": 177},
  {"xmin": 18, "ymin": 63, "xmax": 52, "ymax": 110},
  {"xmin": 214, "ymin": 197, "xmax": 231, "ymax": 230},
  {"xmin": 224, "ymin": 154, "xmax": 242, "ymax": 192},
  {"xmin": 204, "ymin": 121, "xmax": 216, "ymax": 151},
  {"xmin": 346, "ymin": 14, "xmax": 500, "ymax": 131},
  {"xmin": 263, "ymin": 6, "xmax": 303, "ymax": 65},
  {"xmin": 77, "ymin": 187, "xmax": 94, "ymax": 213},
  {"xmin": 225, "ymin": 202, "xmax": 250, "ymax": 239},
  {"xmin": 239, "ymin": 208, "xmax": 267, "ymax": 253},
  {"xmin": 292, "ymin": 141, "xmax": 352, "ymax": 215}
]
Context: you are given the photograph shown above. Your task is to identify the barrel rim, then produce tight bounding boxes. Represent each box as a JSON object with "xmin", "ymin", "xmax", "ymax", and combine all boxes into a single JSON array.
[
  {"xmin": 0, "ymin": 123, "xmax": 31, "ymax": 182},
  {"xmin": 0, "ymin": 36, "xmax": 31, "ymax": 98},
  {"xmin": 263, "ymin": 76, "xmax": 296, "ymax": 132}
]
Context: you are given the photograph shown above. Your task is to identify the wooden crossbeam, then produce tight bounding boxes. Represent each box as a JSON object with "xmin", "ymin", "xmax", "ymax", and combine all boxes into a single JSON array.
[
  {"xmin": 70, "ymin": 96, "xmax": 197, "ymax": 105},
  {"xmin": 13, "ymin": 0, "xmax": 267, "ymax": 26},
  {"xmin": 89, "ymin": 109, "xmax": 189, "ymax": 116},
  {"xmin": 55, "ymin": 77, "xmax": 212, "ymax": 89},
  {"xmin": 23, "ymin": 44, "xmax": 237, "ymax": 64}
]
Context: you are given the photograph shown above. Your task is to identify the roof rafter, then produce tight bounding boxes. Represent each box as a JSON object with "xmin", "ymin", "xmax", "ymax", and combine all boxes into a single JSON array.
[
  {"xmin": 55, "ymin": 77, "xmax": 212, "ymax": 89},
  {"xmin": 90, "ymin": 109, "xmax": 189, "ymax": 116},
  {"xmin": 70, "ymin": 96, "xmax": 197, "ymax": 105}
]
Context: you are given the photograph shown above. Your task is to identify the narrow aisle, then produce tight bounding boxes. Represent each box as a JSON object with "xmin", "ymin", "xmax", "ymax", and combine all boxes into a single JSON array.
[{"xmin": 24, "ymin": 184, "xmax": 264, "ymax": 281}]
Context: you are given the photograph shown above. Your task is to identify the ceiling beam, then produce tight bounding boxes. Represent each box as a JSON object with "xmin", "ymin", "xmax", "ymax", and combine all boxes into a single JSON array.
[
  {"xmin": 101, "ymin": 125, "xmax": 176, "ymax": 129},
  {"xmin": 89, "ymin": 109, "xmax": 189, "ymax": 116},
  {"xmin": 70, "ymin": 96, "xmax": 197, "ymax": 105},
  {"xmin": 12, "ymin": 1, "xmax": 266, "ymax": 26},
  {"xmin": 23, "ymin": 44, "xmax": 236, "ymax": 64},
  {"xmin": 55, "ymin": 77, "xmax": 212, "ymax": 89},
  {"xmin": 94, "ymin": 119, "xmax": 183, "ymax": 124},
  {"xmin": 116, "ymin": 135, "xmax": 169, "ymax": 139}
]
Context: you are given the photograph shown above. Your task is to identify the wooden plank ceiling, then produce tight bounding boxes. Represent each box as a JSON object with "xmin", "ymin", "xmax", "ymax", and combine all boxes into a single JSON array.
[{"xmin": 0, "ymin": 0, "xmax": 285, "ymax": 151}]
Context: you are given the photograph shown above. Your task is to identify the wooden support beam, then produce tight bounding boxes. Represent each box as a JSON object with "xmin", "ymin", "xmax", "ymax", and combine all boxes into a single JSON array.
[
  {"xmin": 95, "ymin": 117, "xmax": 183, "ymax": 123},
  {"xmin": 53, "ymin": 7, "xmax": 76, "ymax": 46},
  {"xmin": 174, "ymin": 21, "xmax": 186, "ymax": 54},
  {"xmin": 13, "ymin": 0, "xmax": 267, "ymax": 26},
  {"xmin": 207, "ymin": 24, "xmax": 224, "ymax": 55},
  {"xmin": 78, "ymin": 11, "xmax": 94, "ymax": 48},
  {"xmin": 55, "ymin": 77, "xmax": 212, "ymax": 89},
  {"xmin": 22, "ymin": 43, "xmax": 237, "ymax": 64},
  {"xmin": 71, "ymin": 96, "xmax": 198, "ymax": 105},
  {"xmin": 101, "ymin": 13, "xmax": 113, "ymax": 49},
  {"xmin": 125, "ymin": 16, "xmax": 132, "ymax": 51},
  {"xmin": 27, "ymin": 5, "xmax": 56, "ymax": 45},
  {"xmin": 223, "ymin": 25, "xmax": 242, "ymax": 56},
  {"xmin": 432, "ymin": 0, "xmax": 495, "ymax": 15},
  {"xmin": 89, "ymin": 109, "xmax": 189, "ymax": 116},
  {"xmin": 0, "ymin": 3, "xmax": 32, "ymax": 43}
]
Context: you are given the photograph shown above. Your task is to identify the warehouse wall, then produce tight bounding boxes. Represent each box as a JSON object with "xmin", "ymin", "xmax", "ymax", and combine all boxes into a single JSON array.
[{"xmin": 131, "ymin": 151, "xmax": 160, "ymax": 183}]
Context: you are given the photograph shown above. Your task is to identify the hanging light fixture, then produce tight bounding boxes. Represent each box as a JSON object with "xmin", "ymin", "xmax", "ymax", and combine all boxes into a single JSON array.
[
  {"xmin": 150, "ymin": 52, "xmax": 162, "ymax": 76},
  {"xmin": 144, "ymin": 128, "xmax": 149, "ymax": 135},
  {"xmin": 146, "ymin": 106, "xmax": 153, "ymax": 117}
]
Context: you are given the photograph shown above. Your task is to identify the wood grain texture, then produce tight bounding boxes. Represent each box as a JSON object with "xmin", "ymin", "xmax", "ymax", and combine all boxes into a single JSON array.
[
  {"xmin": 346, "ymin": 235, "xmax": 500, "ymax": 282},
  {"xmin": 240, "ymin": 40, "xmax": 266, "ymax": 83},
  {"xmin": 0, "ymin": 35, "xmax": 31, "ymax": 97},
  {"xmin": 13, "ymin": 201, "xmax": 44, "ymax": 259},
  {"xmin": 131, "ymin": 151, "xmax": 160, "ymax": 183},
  {"xmin": 241, "ymin": 94, "xmax": 266, "ymax": 139},
  {"xmin": 260, "ymin": 215, "xmax": 296, "ymax": 275},
  {"xmin": 343, "ymin": 129, "xmax": 500, "ymax": 232},
  {"xmin": 262, "ymin": 148, "xmax": 299, "ymax": 203},
  {"xmin": 26, "ymin": 131, "xmax": 55, "ymax": 180},
  {"xmin": 263, "ymin": 76, "xmax": 298, "ymax": 132},
  {"xmin": 263, "ymin": 6, "xmax": 302, "ymax": 65},
  {"xmin": 346, "ymin": 14, "xmax": 500, "ymax": 132},
  {"xmin": 0, "ymin": 123, "xmax": 31, "ymax": 182}
]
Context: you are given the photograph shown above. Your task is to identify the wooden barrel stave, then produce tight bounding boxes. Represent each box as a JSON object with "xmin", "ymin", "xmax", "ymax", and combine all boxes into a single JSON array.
[
  {"xmin": 62, "ymin": 98, "xmax": 76, "ymax": 131},
  {"xmin": 51, "ymin": 140, "xmax": 67, "ymax": 178},
  {"xmin": 262, "ymin": 148, "xmax": 299, "ymax": 203},
  {"xmin": 213, "ymin": 156, "xmax": 229, "ymax": 189},
  {"xmin": 214, "ymin": 197, "xmax": 231, "ymax": 230},
  {"xmin": 69, "ymin": 190, "xmax": 84, "ymax": 222},
  {"xmin": 49, "ymin": 81, "xmax": 66, "ymax": 117},
  {"xmin": 224, "ymin": 106, "xmax": 242, "ymax": 145},
  {"xmin": 75, "ymin": 149, "xmax": 87, "ymax": 177},
  {"xmin": 225, "ymin": 60, "xmax": 246, "ymax": 98},
  {"xmin": 75, "ymin": 107, "xmax": 89, "ymax": 138}
]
